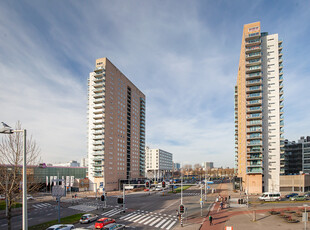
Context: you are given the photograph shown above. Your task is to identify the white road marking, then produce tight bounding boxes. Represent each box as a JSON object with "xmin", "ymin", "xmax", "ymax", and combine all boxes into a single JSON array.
[
  {"xmin": 132, "ymin": 214, "xmax": 147, "ymax": 222},
  {"xmin": 138, "ymin": 215, "xmax": 152, "ymax": 224},
  {"xmin": 149, "ymin": 217, "xmax": 162, "ymax": 226},
  {"xmin": 124, "ymin": 213, "xmax": 139, "ymax": 221},
  {"xmin": 129, "ymin": 214, "xmax": 145, "ymax": 222},
  {"xmin": 143, "ymin": 216, "xmax": 157, "ymax": 225},
  {"xmin": 161, "ymin": 219, "xmax": 172, "ymax": 229},
  {"xmin": 155, "ymin": 218, "xmax": 167, "ymax": 228},
  {"xmin": 166, "ymin": 220, "xmax": 177, "ymax": 230},
  {"xmin": 120, "ymin": 212, "xmax": 136, "ymax": 220}
]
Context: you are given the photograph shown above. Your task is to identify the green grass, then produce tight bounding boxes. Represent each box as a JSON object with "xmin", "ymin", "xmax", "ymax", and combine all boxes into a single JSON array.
[
  {"xmin": 29, "ymin": 213, "xmax": 85, "ymax": 230},
  {"xmin": 0, "ymin": 200, "xmax": 22, "ymax": 210},
  {"xmin": 169, "ymin": 185, "xmax": 191, "ymax": 193}
]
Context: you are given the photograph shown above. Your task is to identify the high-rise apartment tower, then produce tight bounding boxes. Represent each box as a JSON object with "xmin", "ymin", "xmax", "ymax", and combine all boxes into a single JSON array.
[
  {"xmin": 87, "ymin": 58, "xmax": 146, "ymax": 191},
  {"xmin": 235, "ymin": 22, "xmax": 284, "ymax": 193}
]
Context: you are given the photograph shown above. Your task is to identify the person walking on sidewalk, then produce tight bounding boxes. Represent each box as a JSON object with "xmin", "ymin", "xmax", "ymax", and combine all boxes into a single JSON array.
[{"xmin": 209, "ymin": 215, "xmax": 213, "ymax": 225}]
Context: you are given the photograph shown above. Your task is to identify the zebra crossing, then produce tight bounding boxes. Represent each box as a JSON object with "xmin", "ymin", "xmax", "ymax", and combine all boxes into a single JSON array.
[
  {"xmin": 101, "ymin": 208, "xmax": 127, "ymax": 217},
  {"xmin": 32, "ymin": 203, "xmax": 53, "ymax": 210},
  {"xmin": 176, "ymin": 192, "xmax": 201, "ymax": 196},
  {"xmin": 68, "ymin": 204, "xmax": 97, "ymax": 212},
  {"xmin": 119, "ymin": 210, "xmax": 178, "ymax": 229}
]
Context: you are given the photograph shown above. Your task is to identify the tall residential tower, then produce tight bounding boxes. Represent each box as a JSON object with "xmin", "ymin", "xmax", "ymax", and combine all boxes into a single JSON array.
[
  {"xmin": 87, "ymin": 58, "xmax": 146, "ymax": 191},
  {"xmin": 235, "ymin": 22, "xmax": 284, "ymax": 193}
]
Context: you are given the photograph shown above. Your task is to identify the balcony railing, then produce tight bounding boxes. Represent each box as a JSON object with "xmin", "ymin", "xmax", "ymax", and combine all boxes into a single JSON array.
[
  {"xmin": 247, "ymin": 134, "xmax": 262, "ymax": 139},
  {"xmin": 247, "ymin": 128, "xmax": 262, "ymax": 133},
  {"xmin": 245, "ymin": 45, "xmax": 261, "ymax": 53},
  {"xmin": 246, "ymin": 93, "xmax": 262, "ymax": 99},
  {"xmin": 246, "ymin": 113, "xmax": 262, "ymax": 119},
  {"xmin": 247, "ymin": 141, "xmax": 263, "ymax": 146},
  {"xmin": 247, "ymin": 168, "xmax": 263, "ymax": 174},
  {"xmin": 93, "ymin": 92, "xmax": 105, "ymax": 98},
  {"xmin": 247, "ymin": 120, "xmax": 262, "ymax": 126}
]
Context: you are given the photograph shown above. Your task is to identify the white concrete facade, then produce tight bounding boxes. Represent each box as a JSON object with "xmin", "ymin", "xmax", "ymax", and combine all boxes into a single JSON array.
[
  {"xmin": 145, "ymin": 147, "xmax": 173, "ymax": 179},
  {"xmin": 261, "ymin": 33, "xmax": 284, "ymax": 192}
]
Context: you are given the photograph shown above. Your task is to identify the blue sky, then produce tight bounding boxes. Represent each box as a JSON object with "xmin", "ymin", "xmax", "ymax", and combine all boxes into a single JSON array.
[{"xmin": 1, "ymin": 0, "xmax": 310, "ymax": 167}]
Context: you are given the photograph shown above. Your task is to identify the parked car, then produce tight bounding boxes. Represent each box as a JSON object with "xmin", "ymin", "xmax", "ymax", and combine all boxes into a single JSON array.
[
  {"xmin": 80, "ymin": 213, "xmax": 98, "ymax": 224},
  {"xmin": 0, "ymin": 195, "xmax": 5, "ymax": 200},
  {"xmin": 286, "ymin": 193, "xmax": 298, "ymax": 198},
  {"xmin": 258, "ymin": 192, "xmax": 281, "ymax": 201},
  {"xmin": 304, "ymin": 192, "xmax": 310, "ymax": 197},
  {"xmin": 144, "ymin": 188, "xmax": 149, "ymax": 192},
  {"xmin": 290, "ymin": 195, "xmax": 307, "ymax": 201},
  {"xmin": 46, "ymin": 224, "xmax": 74, "ymax": 230},
  {"xmin": 94, "ymin": 218, "xmax": 115, "ymax": 229},
  {"xmin": 155, "ymin": 187, "xmax": 162, "ymax": 191},
  {"xmin": 101, "ymin": 223, "xmax": 125, "ymax": 230}
]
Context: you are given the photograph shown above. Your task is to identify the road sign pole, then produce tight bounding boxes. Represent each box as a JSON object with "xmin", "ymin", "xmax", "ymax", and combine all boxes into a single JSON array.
[
  {"xmin": 123, "ymin": 185, "xmax": 125, "ymax": 212},
  {"xmin": 57, "ymin": 197, "xmax": 60, "ymax": 223}
]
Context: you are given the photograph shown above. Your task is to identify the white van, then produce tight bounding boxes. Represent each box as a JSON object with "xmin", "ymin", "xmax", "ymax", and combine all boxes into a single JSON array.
[{"xmin": 258, "ymin": 192, "xmax": 281, "ymax": 201}]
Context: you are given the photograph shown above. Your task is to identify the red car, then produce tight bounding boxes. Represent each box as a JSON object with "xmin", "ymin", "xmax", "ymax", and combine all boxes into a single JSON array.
[{"xmin": 94, "ymin": 218, "xmax": 116, "ymax": 229}]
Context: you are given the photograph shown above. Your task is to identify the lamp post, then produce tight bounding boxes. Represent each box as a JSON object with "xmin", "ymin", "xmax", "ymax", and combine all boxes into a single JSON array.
[{"xmin": 1, "ymin": 122, "xmax": 27, "ymax": 230}]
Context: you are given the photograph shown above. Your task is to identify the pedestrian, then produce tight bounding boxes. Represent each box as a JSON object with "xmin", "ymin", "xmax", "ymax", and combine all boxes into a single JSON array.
[
  {"xmin": 229, "ymin": 195, "xmax": 231, "ymax": 200},
  {"xmin": 209, "ymin": 215, "xmax": 213, "ymax": 225},
  {"xmin": 220, "ymin": 202, "xmax": 223, "ymax": 210}
]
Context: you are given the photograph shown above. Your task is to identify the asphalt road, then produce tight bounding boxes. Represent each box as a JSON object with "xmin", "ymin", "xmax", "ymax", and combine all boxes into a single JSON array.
[{"xmin": 0, "ymin": 184, "xmax": 217, "ymax": 229}]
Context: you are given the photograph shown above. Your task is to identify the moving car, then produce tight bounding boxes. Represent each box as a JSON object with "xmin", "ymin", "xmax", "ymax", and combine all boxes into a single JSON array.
[
  {"xmin": 286, "ymin": 193, "xmax": 298, "ymax": 198},
  {"xmin": 290, "ymin": 195, "xmax": 307, "ymax": 201},
  {"xmin": 80, "ymin": 213, "xmax": 98, "ymax": 224},
  {"xmin": 258, "ymin": 192, "xmax": 281, "ymax": 201},
  {"xmin": 27, "ymin": 195, "xmax": 34, "ymax": 200},
  {"xmin": 46, "ymin": 224, "xmax": 74, "ymax": 230},
  {"xmin": 94, "ymin": 218, "xmax": 115, "ymax": 229}
]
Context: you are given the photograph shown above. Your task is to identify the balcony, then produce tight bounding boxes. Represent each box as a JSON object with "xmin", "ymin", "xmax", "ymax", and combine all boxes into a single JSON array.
[
  {"xmin": 246, "ymin": 99, "xmax": 262, "ymax": 106},
  {"xmin": 93, "ymin": 151, "xmax": 104, "ymax": 156},
  {"xmin": 248, "ymin": 148, "xmax": 262, "ymax": 153},
  {"xmin": 279, "ymin": 89, "xmax": 284, "ymax": 95},
  {"xmin": 93, "ymin": 146, "xmax": 103, "ymax": 151},
  {"xmin": 93, "ymin": 114, "xmax": 104, "ymax": 120},
  {"xmin": 93, "ymin": 157, "xmax": 103, "ymax": 161},
  {"xmin": 246, "ymin": 79, "xmax": 262, "ymax": 86},
  {"xmin": 246, "ymin": 86, "xmax": 262, "ymax": 93},
  {"xmin": 93, "ymin": 88, "xmax": 104, "ymax": 93},
  {"xmin": 93, "ymin": 130, "xmax": 103, "ymax": 135},
  {"xmin": 247, "ymin": 120, "xmax": 262, "ymax": 126},
  {"xmin": 247, "ymin": 134, "xmax": 262, "ymax": 140},
  {"xmin": 93, "ymin": 108, "xmax": 104, "ymax": 114},
  {"xmin": 246, "ymin": 72, "xmax": 262, "ymax": 80},
  {"xmin": 93, "ymin": 125, "xmax": 104, "ymax": 130},
  {"xmin": 93, "ymin": 92, "xmax": 105, "ymax": 99},
  {"xmin": 247, "ymin": 155, "xmax": 262, "ymax": 160},
  {"xmin": 246, "ymin": 93, "xmax": 262, "ymax": 100},
  {"xmin": 246, "ymin": 59, "xmax": 261, "ymax": 68},
  {"xmin": 94, "ymin": 66, "xmax": 105, "ymax": 72},
  {"xmin": 247, "ymin": 141, "xmax": 263, "ymax": 146},
  {"xmin": 93, "ymin": 168, "xmax": 103, "ymax": 172},
  {"xmin": 93, "ymin": 82, "xmax": 105, "ymax": 89},
  {"xmin": 93, "ymin": 135, "xmax": 104, "ymax": 140},
  {"xmin": 246, "ymin": 52, "xmax": 261, "ymax": 60},
  {"xmin": 93, "ymin": 162, "xmax": 104, "ymax": 167},
  {"xmin": 246, "ymin": 114, "xmax": 262, "ymax": 120},
  {"xmin": 246, "ymin": 106, "xmax": 262, "ymax": 113},
  {"xmin": 94, "ymin": 173, "xmax": 103, "ymax": 177},
  {"xmin": 245, "ymin": 38, "xmax": 261, "ymax": 46},
  {"xmin": 246, "ymin": 66, "xmax": 261, "ymax": 74},
  {"xmin": 93, "ymin": 119, "xmax": 102, "ymax": 125},
  {"xmin": 247, "ymin": 162, "xmax": 262, "ymax": 167},
  {"xmin": 279, "ymin": 58, "xmax": 283, "ymax": 63},
  {"xmin": 247, "ymin": 128, "xmax": 262, "ymax": 133},
  {"xmin": 247, "ymin": 168, "xmax": 263, "ymax": 174},
  {"xmin": 94, "ymin": 98, "xmax": 104, "ymax": 104},
  {"xmin": 279, "ymin": 51, "xmax": 283, "ymax": 57},
  {"xmin": 93, "ymin": 141, "xmax": 103, "ymax": 146},
  {"xmin": 279, "ymin": 64, "xmax": 283, "ymax": 70},
  {"xmin": 245, "ymin": 32, "xmax": 260, "ymax": 40},
  {"xmin": 245, "ymin": 45, "xmax": 261, "ymax": 53}
]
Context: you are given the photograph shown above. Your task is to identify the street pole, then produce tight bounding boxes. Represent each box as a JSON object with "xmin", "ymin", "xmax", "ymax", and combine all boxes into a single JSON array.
[
  {"xmin": 95, "ymin": 183, "xmax": 98, "ymax": 210},
  {"xmin": 200, "ymin": 185, "xmax": 203, "ymax": 217},
  {"xmin": 205, "ymin": 177, "xmax": 207, "ymax": 201},
  {"xmin": 5, "ymin": 171, "xmax": 8, "ymax": 217},
  {"xmin": 123, "ymin": 186, "xmax": 125, "ymax": 212},
  {"xmin": 58, "ymin": 197, "xmax": 60, "ymax": 223},
  {"xmin": 22, "ymin": 129, "xmax": 27, "ymax": 230}
]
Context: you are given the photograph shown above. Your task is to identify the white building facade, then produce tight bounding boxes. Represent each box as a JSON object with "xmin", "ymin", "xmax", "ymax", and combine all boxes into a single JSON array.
[{"xmin": 145, "ymin": 147, "xmax": 173, "ymax": 180}]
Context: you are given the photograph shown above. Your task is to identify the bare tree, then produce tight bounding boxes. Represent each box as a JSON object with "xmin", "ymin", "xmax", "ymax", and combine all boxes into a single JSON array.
[{"xmin": 0, "ymin": 122, "xmax": 41, "ymax": 229}]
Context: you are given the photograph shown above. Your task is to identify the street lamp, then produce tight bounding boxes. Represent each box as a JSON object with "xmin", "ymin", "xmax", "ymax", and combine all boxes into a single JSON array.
[{"xmin": 0, "ymin": 122, "xmax": 27, "ymax": 230}]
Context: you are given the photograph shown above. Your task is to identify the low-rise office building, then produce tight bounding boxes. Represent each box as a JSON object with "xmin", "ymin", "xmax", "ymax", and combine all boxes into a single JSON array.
[{"xmin": 145, "ymin": 147, "xmax": 173, "ymax": 180}]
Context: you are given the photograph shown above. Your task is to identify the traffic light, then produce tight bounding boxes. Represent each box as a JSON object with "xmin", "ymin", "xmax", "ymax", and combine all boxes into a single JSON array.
[
  {"xmin": 146, "ymin": 181, "xmax": 150, "ymax": 188},
  {"xmin": 117, "ymin": 197, "xmax": 124, "ymax": 204},
  {"xmin": 101, "ymin": 195, "xmax": 105, "ymax": 201},
  {"xmin": 162, "ymin": 181, "xmax": 166, "ymax": 188},
  {"xmin": 179, "ymin": 204, "xmax": 185, "ymax": 214}
]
